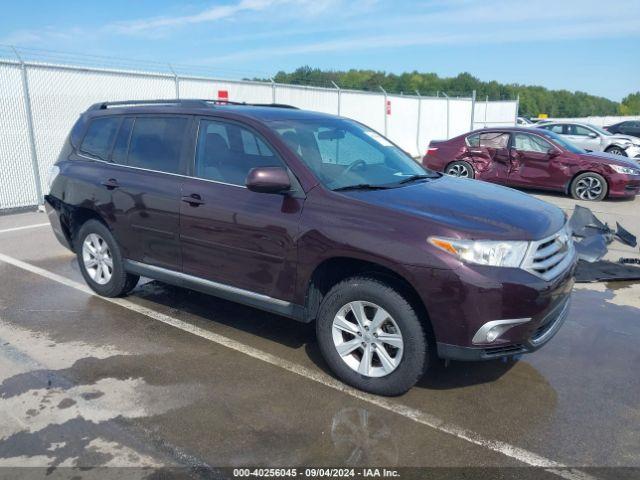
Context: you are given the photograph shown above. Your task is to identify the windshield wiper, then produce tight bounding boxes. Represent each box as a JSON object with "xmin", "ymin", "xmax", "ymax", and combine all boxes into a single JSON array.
[
  {"xmin": 396, "ymin": 173, "xmax": 440, "ymax": 184},
  {"xmin": 332, "ymin": 183, "xmax": 391, "ymax": 192}
]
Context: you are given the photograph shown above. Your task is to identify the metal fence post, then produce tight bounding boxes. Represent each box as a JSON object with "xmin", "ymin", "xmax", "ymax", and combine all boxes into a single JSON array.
[
  {"xmin": 442, "ymin": 92, "xmax": 450, "ymax": 139},
  {"xmin": 331, "ymin": 81, "xmax": 341, "ymax": 116},
  {"xmin": 515, "ymin": 94, "xmax": 520, "ymax": 125},
  {"xmin": 12, "ymin": 46, "xmax": 43, "ymax": 206},
  {"xmin": 168, "ymin": 64, "xmax": 179, "ymax": 99},
  {"xmin": 271, "ymin": 78, "xmax": 276, "ymax": 104},
  {"xmin": 379, "ymin": 86, "xmax": 388, "ymax": 136},
  {"xmin": 484, "ymin": 95, "xmax": 489, "ymax": 127},
  {"xmin": 415, "ymin": 90, "xmax": 422, "ymax": 156},
  {"xmin": 470, "ymin": 90, "xmax": 476, "ymax": 131}
]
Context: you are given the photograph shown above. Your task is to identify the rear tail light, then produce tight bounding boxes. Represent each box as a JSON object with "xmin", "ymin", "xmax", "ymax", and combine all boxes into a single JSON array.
[{"xmin": 426, "ymin": 147, "xmax": 439, "ymax": 156}]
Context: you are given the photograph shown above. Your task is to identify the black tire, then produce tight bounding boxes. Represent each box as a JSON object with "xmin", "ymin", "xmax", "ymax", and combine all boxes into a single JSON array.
[
  {"xmin": 445, "ymin": 160, "xmax": 475, "ymax": 179},
  {"xmin": 605, "ymin": 146, "xmax": 627, "ymax": 157},
  {"xmin": 570, "ymin": 172, "xmax": 608, "ymax": 201},
  {"xmin": 75, "ymin": 219, "xmax": 139, "ymax": 297},
  {"xmin": 316, "ymin": 276, "xmax": 431, "ymax": 396}
]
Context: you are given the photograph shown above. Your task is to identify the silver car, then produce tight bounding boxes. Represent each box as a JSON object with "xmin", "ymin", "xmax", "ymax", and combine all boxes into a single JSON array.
[{"xmin": 537, "ymin": 122, "xmax": 640, "ymax": 159}]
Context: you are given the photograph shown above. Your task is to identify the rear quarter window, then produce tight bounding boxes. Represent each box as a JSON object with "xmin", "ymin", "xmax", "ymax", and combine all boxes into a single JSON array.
[{"xmin": 80, "ymin": 117, "xmax": 121, "ymax": 160}]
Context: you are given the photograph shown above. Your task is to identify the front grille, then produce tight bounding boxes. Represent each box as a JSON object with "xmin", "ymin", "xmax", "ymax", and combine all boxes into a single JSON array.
[{"xmin": 522, "ymin": 225, "xmax": 575, "ymax": 281}]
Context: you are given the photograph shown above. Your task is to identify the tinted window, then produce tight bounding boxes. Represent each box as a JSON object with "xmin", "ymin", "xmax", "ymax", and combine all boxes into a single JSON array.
[
  {"xmin": 195, "ymin": 120, "xmax": 283, "ymax": 186},
  {"xmin": 514, "ymin": 133, "xmax": 552, "ymax": 153},
  {"xmin": 128, "ymin": 117, "xmax": 188, "ymax": 174},
  {"xmin": 111, "ymin": 117, "xmax": 133, "ymax": 164},
  {"xmin": 80, "ymin": 117, "xmax": 121, "ymax": 160}
]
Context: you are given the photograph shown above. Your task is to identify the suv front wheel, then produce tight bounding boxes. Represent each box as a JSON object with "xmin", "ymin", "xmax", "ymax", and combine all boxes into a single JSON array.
[
  {"xmin": 75, "ymin": 219, "xmax": 139, "ymax": 297},
  {"xmin": 316, "ymin": 276, "xmax": 431, "ymax": 396}
]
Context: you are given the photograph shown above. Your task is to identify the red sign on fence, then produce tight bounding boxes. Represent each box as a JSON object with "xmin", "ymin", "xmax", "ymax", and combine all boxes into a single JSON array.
[
  {"xmin": 218, "ymin": 90, "xmax": 229, "ymax": 101},
  {"xmin": 386, "ymin": 99, "xmax": 391, "ymax": 115}
]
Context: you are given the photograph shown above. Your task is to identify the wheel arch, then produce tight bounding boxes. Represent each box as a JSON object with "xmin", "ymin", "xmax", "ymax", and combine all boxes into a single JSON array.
[
  {"xmin": 59, "ymin": 204, "xmax": 110, "ymax": 248},
  {"xmin": 304, "ymin": 257, "xmax": 434, "ymax": 335},
  {"xmin": 567, "ymin": 170, "xmax": 610, "ymax": 197}
]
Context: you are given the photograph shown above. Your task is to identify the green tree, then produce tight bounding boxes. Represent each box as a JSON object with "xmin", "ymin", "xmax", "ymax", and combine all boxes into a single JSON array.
[
  {"xmin": 256, "ymin": 67, "xmax": 622, "ymax": 117},
  {"xmin": 619, "ymin": 92, "xmax": 640, "ymax": 115}
]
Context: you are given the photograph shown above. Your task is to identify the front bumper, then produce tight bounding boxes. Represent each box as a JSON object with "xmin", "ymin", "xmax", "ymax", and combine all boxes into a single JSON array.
[
  {"xmin": 608, "ymin": 173, "xmax": 640, "ymax": 198},
  {"xmin": 406, "ymin": 253, "xmax": 576, "ymax": 361},
  {"xmin": 437, "ymin": 295, "xmax": 571, "ymax": 360}
]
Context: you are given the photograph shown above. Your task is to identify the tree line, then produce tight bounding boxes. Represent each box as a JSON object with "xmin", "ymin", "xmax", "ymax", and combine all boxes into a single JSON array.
[{"xmin": 254, "ymin": 67, "xmax": 639, "ymax": 117}]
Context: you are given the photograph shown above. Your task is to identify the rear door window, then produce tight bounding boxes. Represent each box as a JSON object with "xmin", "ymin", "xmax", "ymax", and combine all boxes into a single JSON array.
[
  {"xmin": 80, "ymin": 117, "xmax": 121, "ymax": 160},
  {"xmin": 127, "ymin": 117, "xmax": 189, "ymax": 174},
  {"xmin": 478, "ymin": 132, "xmax": 509, "ymax": 148}
]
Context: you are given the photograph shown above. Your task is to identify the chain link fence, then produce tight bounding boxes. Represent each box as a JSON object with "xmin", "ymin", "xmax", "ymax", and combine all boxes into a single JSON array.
[{"xmin": 0, "ymin": 46, "xmax": 519, "ymax": 211}]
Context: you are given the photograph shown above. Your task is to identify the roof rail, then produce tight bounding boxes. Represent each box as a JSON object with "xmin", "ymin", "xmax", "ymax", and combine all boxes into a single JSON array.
[
  {"xmin": 87, "ymin": 99, "xmax": 299, "ymax": 111},
  {"xmin": 87, "ymin": 99, "xmax": 209, "ymax": 110}
]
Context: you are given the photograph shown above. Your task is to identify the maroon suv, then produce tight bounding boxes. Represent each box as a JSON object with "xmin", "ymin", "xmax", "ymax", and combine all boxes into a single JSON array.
[
  {"xmin": 46, "ymin": 100, "xmax": 577, "ymax": 395},
  {"xmin": 424, "ymin": 127, "xmax": 640, "ymax": 201}
]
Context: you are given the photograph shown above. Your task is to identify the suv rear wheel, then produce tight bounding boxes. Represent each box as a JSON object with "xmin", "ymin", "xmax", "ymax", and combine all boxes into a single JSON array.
[
  {"xmin": 316, "ymin": 276, "xmax": 430, "ymax": 396},
  {"xmin": 75, "ymin": 220, "xmax": 139, "ymax": 297}
]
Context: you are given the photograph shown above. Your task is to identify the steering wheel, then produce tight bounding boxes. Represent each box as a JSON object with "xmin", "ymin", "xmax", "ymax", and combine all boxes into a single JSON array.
[{"xmin": 341, "ymin": 159, "xmax": 367, "ymax": 176}]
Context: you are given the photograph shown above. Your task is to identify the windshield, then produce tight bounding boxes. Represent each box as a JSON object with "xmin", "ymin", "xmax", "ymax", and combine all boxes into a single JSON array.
[
  {"xmin": 537, "ymin": 129, "xmax": 585, "ymax": 154},
  {"xmin": 267, "ymin": 117, "xmax": 435, "ymax": 190},
  {"xmin": 585, "ymin": 124, "xmax": 612, "ymax": 136}
]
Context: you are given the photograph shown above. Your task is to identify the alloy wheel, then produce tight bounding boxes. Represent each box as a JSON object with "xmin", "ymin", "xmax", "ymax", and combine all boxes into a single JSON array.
[
  {"xmin": 446, "ymin": 163, "xmax": 470, "ymax": 177},
  {"xmin": 575, "ymin": 176, "xmax": 603, "ymax": 200},
  {"xmin": 82, "ymin": 233, "xmax": 113, "ymax": 285},
  {"xmin": 331, "ymin": 301, "xmax": 404, "ymax": 378},
  {"xmin": 608, "ymin": 148, "xmax": 624, "ymax": 156}
]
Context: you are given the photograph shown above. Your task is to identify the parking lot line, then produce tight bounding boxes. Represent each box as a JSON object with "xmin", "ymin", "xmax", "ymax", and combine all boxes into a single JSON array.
[
  {"xmin": 0, "ymin": 251, "xmax": 595, "ymax": 480},
  {"xmin": 0, "ymin": 223, "xmax": 50, "ymax": 235}
]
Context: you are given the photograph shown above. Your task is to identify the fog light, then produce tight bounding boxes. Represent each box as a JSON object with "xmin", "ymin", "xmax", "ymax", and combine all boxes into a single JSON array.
[
  {"xmin": 472, "ymin": 318, "xmax": 531, "ymax": 344},
  {"xmin": 486, "ymin": 327, "xmax": 502, "ymax": 343}
]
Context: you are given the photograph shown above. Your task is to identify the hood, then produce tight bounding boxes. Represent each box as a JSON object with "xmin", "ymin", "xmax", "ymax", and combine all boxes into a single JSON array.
[
  {"xmin": 579, "ymin": 151, "xmax": 640, "ymax": 168},
  {"xmin": 342, "ymin": 176, "xmax": 565, "ymax": 241}
]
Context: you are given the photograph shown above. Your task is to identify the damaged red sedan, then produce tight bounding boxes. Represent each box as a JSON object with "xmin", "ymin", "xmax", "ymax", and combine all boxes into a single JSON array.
[{"xmin": 423, "ymin": 127, "xmax": 640, "ymax": 201}]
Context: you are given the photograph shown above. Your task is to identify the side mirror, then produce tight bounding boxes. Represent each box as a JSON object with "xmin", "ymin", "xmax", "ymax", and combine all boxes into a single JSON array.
[
  {"xmin": 588, "ymin": 132, "xmax": 598, "ymax": 139},
  {"xmin": 246, "ymin": 167, "xmax": 291, "ymax": 194},
  {"xmin": 548, "ymin": 148, "xmax": 560, "ymax": 157}
]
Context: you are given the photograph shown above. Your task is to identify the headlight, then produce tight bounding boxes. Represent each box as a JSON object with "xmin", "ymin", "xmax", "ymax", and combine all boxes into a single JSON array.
[
  {"xmin": 428, "ymin": 237, "xmax": 529, "ymax": 267},
  {"xmin": 610, "ymin": 164, "xmax": 640, "ymax": 175}
]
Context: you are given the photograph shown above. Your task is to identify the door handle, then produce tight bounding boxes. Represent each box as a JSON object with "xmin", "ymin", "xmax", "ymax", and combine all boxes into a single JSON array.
[
  {"xmin": 181, "ymin": 194, "xmax": 205, "ymax": 206},
  {"xmin": 101, "ymin": 178, "xmax": 119, "ymax": 190}
]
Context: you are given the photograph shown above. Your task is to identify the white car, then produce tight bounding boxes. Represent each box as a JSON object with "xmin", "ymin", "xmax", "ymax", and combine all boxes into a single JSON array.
[{"xmin": 537, "ymin": 122, "xmax": 640, "ymax": 159}]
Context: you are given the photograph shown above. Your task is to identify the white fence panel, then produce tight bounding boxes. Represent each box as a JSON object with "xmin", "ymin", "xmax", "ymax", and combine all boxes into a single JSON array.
[
  {"xmin": 474, "ymin": 101, "xmax": 517, "ymax": 129},
  {"xmin": 448, "ymin": 98, "xmax": 473, "ymax": 138},
  {"xmin": 386, "ymin": 95, "xmax": 419, "ymax": 156},
  {"xmin": 340, "ymin": 91, "xmax": 385, "ymax": 133},
  {"xmin": 418, "ymin": 98, "xmax": 448, "ymax": 153},
  {"xmin": 0, "ymin": 63, "xmax": 38, "ymax": 209},
  {"xmin": 27, "ymin": 66, "xmax": 175, "ymax": 194},
  {"xmin": 179, "ymin": 78, "xmax": 273, "ymax": 103},
  {"xmin": 0, "ymin": 57, "xmax": 521, "ymax": 210},
  {"xmin": 275, "ymin": 85, "xmax": 338, "ymax": 114}
]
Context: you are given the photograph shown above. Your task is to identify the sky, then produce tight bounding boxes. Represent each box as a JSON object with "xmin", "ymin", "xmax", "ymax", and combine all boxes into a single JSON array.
[{"xmin": 1, "ymin": 0, "xmax": 639, "ymax": 101}]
